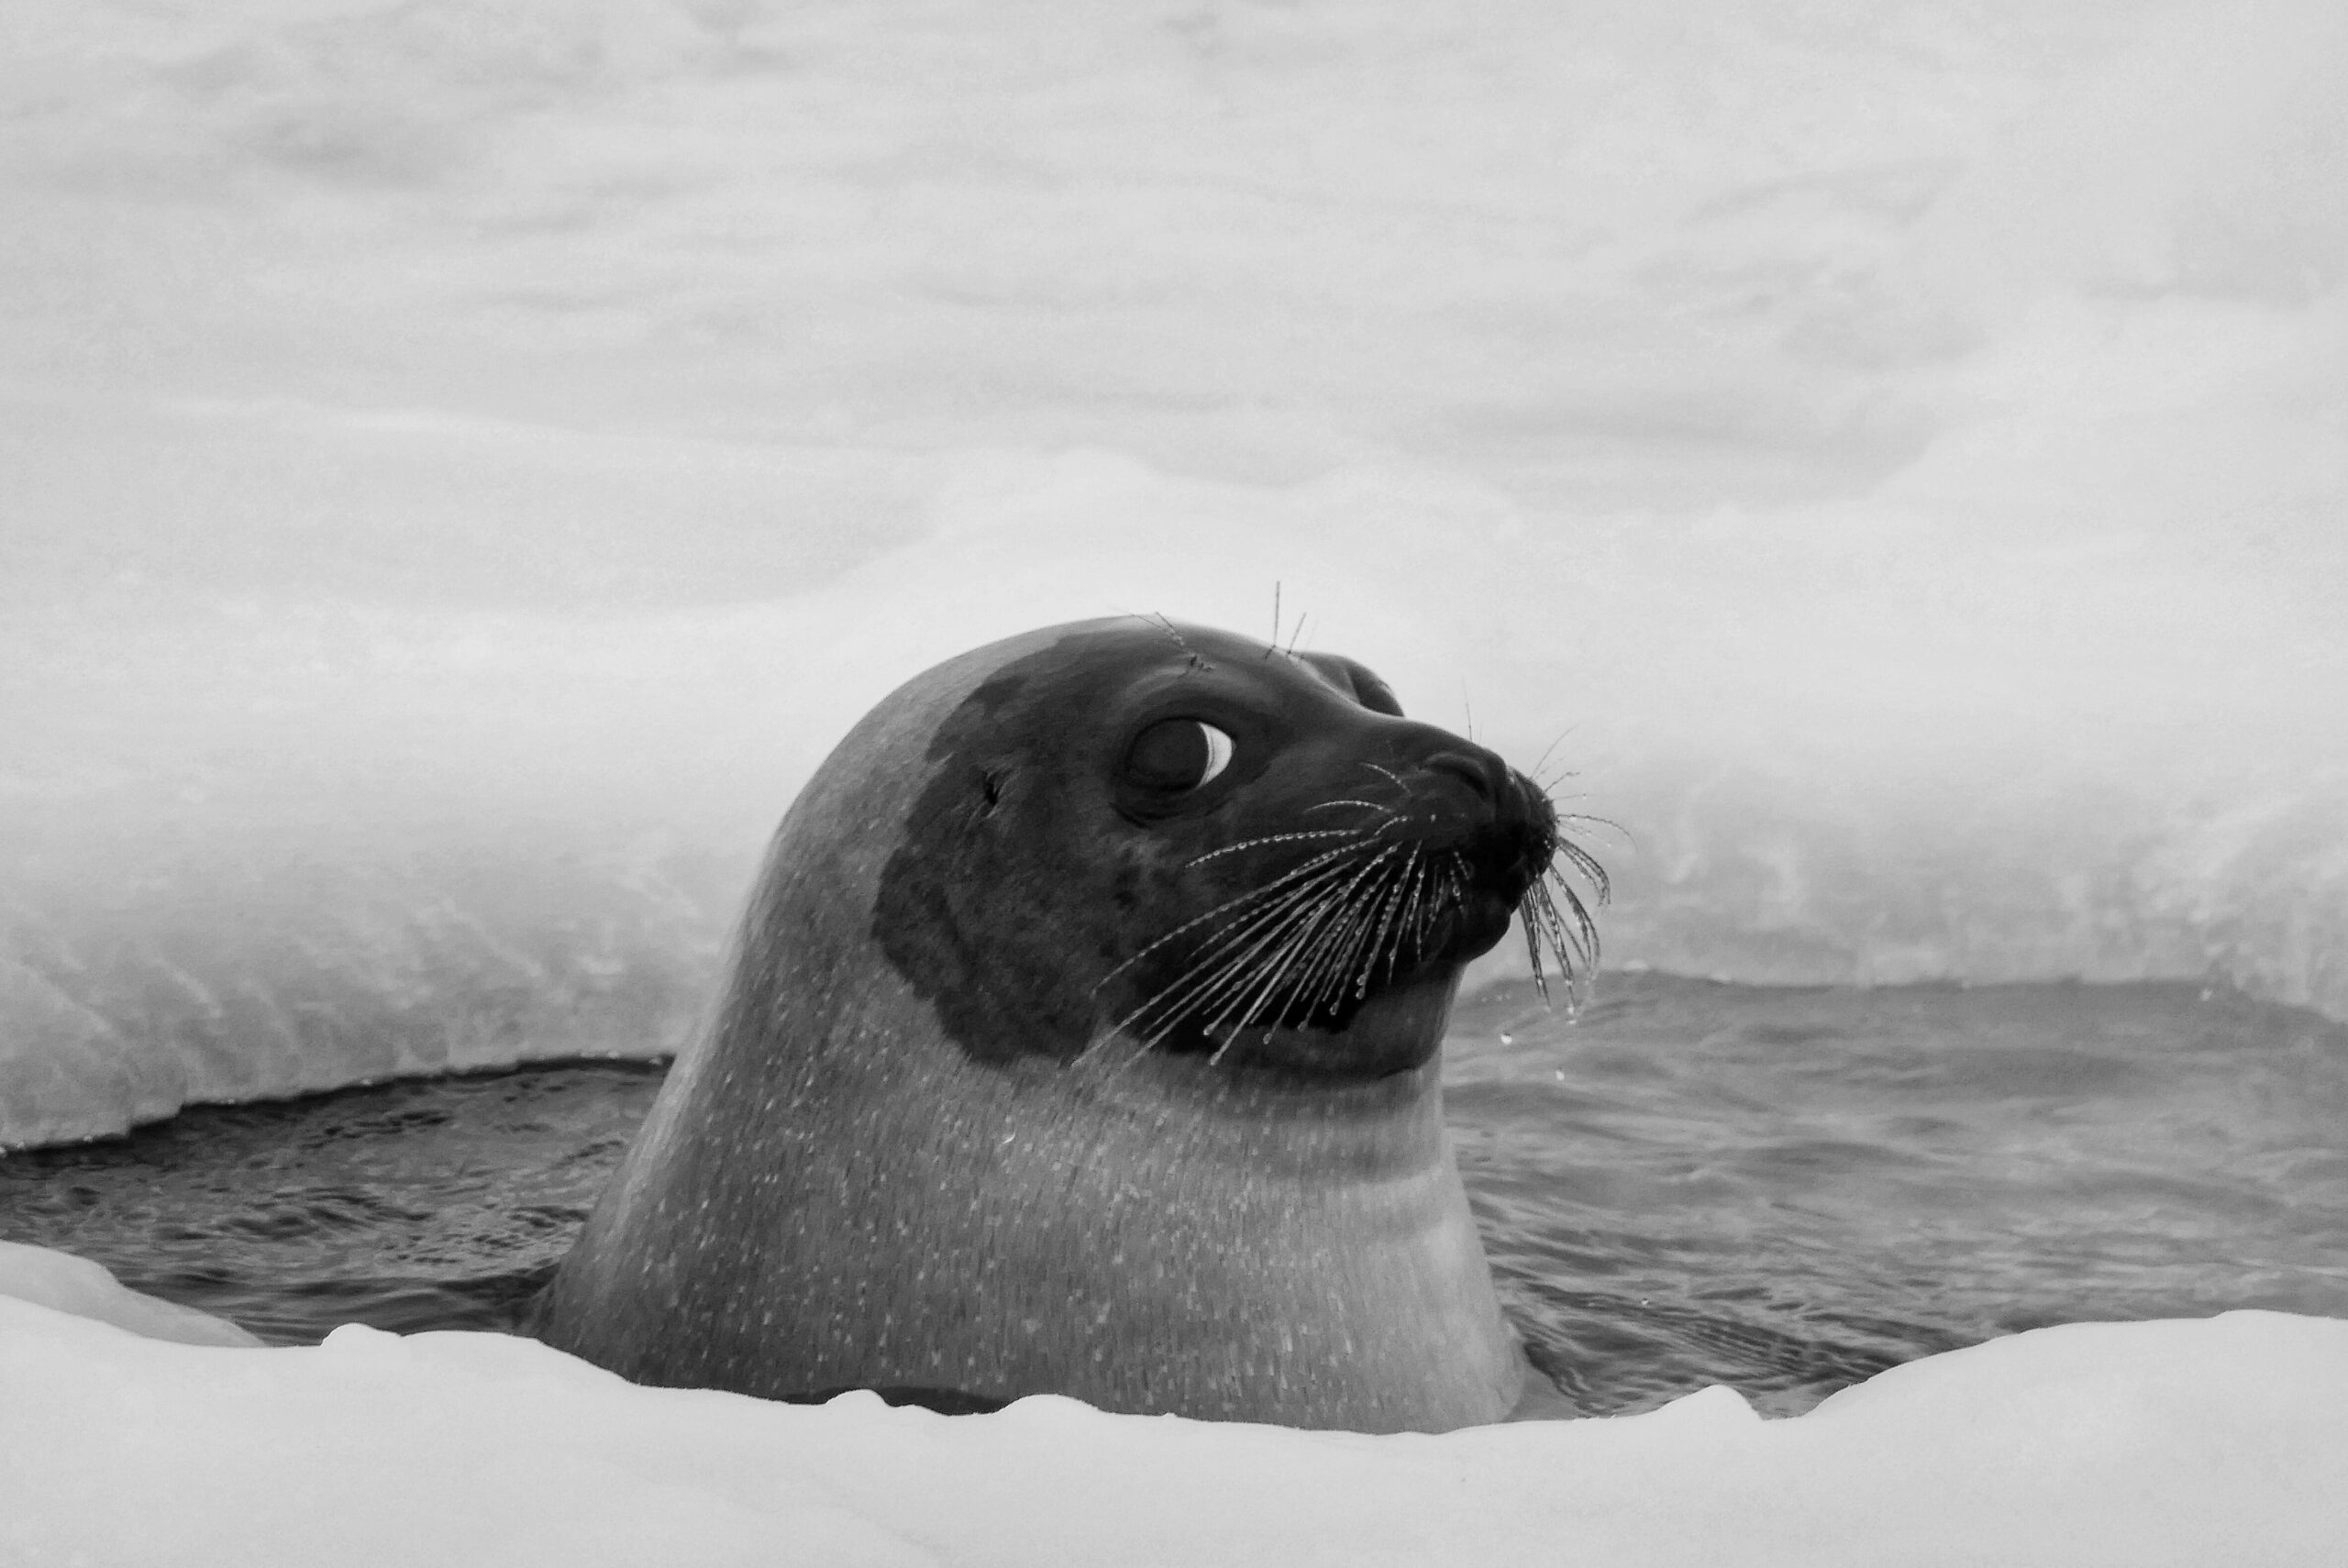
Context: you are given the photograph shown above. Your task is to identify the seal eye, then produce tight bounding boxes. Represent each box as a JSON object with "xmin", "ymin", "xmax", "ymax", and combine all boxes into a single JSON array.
[{"xmin": 1126, "ymin": 720, "xmax": 1235, "ymax": 792}]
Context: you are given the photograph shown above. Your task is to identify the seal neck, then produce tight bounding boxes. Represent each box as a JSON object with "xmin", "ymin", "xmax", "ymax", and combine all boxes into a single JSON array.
[{"xmin": 1037, "ymin": 1046, "xmax": 1455, "ymax": 1184}]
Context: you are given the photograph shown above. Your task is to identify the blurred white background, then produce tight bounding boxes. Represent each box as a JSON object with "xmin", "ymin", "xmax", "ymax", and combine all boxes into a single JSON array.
[{"xmin": 3, "ymin": 0, "xmax": 2342, "ymax": 1140}]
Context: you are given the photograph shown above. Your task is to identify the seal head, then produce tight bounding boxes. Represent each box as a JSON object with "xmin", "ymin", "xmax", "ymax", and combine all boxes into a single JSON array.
[
  {"xmin": 537, "ymin": 618, "xmax": 1597, "ymax": 1432},
  {"xmin": 873, "ymin": 620, "xmax": 1567, "ymax": 1080}
]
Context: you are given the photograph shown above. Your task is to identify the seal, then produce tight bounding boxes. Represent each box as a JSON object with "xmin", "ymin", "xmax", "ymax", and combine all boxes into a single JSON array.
[{"xmin": 536, "ymin": 618, "xmax": 1601, "ymax": 1432}]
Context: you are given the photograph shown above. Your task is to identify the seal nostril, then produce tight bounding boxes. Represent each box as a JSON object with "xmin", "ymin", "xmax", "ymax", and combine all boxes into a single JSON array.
[{"xmin": 1425, "ymin": 751, "xmax": 1497, "ymax": 803}]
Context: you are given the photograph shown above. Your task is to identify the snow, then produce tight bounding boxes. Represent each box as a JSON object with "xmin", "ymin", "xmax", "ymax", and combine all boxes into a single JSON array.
[
  {"xmin": 2, "ymin": 1252, "xmax": 2344, "ymax": 1567},
  {"xmin": 0, "ymin": 1240, "xmax": 260, "ymax": 1349}
]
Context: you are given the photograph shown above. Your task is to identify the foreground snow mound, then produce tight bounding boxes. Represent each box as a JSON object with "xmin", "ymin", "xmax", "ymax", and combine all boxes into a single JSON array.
[
  {"xmin": 0, "ymin": 1241, "xmax": 259, "ymax": 1349},
  {"xmin": 0, "ymin": 1287, "xmax": 2342, "ymax": 1567}
]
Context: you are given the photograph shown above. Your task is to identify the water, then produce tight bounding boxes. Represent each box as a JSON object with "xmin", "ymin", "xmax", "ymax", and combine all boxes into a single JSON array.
[
  {"xmin": 4, "ymin": 972, "xmax": 2342, "ymax": 1418},
  {"xmin": 0, "ymin": 1065, "xmax": 659, "ymax": 1345},
  {"xmin": 1456, "ymin": 974, "xmax": 2348, "ymax": 1414}
]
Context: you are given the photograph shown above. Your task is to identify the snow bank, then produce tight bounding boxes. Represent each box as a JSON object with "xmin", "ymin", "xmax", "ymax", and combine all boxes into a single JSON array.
[
  {"xmin": 0, "ymin": 1240, "xmax": 260, "ymax": 1349},
  {"xmin": 0, "ymin": 1264, "xmax": 2342, "ymax": 1566}
]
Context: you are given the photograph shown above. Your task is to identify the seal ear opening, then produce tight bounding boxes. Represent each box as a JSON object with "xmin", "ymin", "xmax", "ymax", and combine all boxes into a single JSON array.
[{"xmin": 1298, "ymin": 652, "xmax": 1405, "ymax": 717}]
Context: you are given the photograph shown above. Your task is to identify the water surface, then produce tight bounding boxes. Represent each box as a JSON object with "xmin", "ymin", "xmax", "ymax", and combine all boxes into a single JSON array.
[{"xmin": 5, "ymin": 972, "xmax": 2342, "ymax": 1417}]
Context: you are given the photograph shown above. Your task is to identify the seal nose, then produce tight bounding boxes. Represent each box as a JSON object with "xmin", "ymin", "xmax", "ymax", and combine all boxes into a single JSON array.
[
  {"xmin": 1404, "ymin": 745, "xmax": 1549, "ymax": 903},
  {"xmin": 1423, "ymin": 749, "xmax": 1501, "ymax": 806}
]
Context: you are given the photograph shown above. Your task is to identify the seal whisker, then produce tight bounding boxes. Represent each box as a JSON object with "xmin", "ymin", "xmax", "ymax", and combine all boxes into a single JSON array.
[
  {"xmin": 1186, "ymin": 827, "xmax": 1375, "ymax": 869},
  {"xmin": 1206, "ymin": 869, "xmax": 1364, "ymax": 1020},
  {"xmin": 1541, "ymin": 871, "xmax": 1601, "ymax": 965},
  {"xmin": 1396, "ymin": 849, "xmax": 1427, "ymax": 958},
  {"xmin": 1357, "ymin": 849, "xmax": 1418, "ymax": 995},
  {"xmin": 1318, "ymin": 854, "xmax": 1398, "ymax": 1010},
  {"xmin": 1556, "ymin": 885, "xmax": 1600, "ymax": 968},
  {"xmin": 1220, "ymin": 840, "xmax": 1415, "ymax": 1034},
  {"xmin": 1137, "ymin": 907, "xmax": 1334, "ymax": 1064},
  {"xmin": 1210, "ymin": 926, "xmax": 1323, "ymax": 1038},
  {"xmin": 1366, "ymin": 850, "xmax": 1423, "ymax": 994},
  {"xmin": 1245, "ymin": 920, "xmax": 1347, "ymax": 1045},
  {"xmin": 1105, "ymin": 850, "xmax": 1381, "ymax": 1047},
  {"xmin": 1516, "ymin": 860, "xmax": 1602, "ymax": 1010},
  {"xmin": 1204, "ymin": 901, "xmax": 1347, "ymax": 1064},
  {"xmin": 1522, "ymin": 809, "xmax": 1608, "ymax": 996},
  {"xmin": 1177, "ymin": 845, "xmax": 1397, "ymax": 1032},
  {"xmin": 1521, "ymin": 897, "xmax": 1552, "ymax": 1004},
  {"xmin": 1530, "ymin": 907, "xmax": 1577, "ymax": 1007},
  {"xmin": 1303, "ymin": 799, "xmax": 1399, "ymax": 818},
  {"xmin": 1153, "ymin": 873, "xmax": 1363, "ymax": 1039},
  {"xmin": 1412, "ymin": 848, "xmax": 1440, "ymax": 951},
  {"xmin": 1135, "ymin": 611, "xmax": 1208, "ymax": 670},
  {"xmin": 1091, "ymin": 839, "xmax": 1384, "ymax": 993},
  {"xmin": 1230, "ymin": 853, "xmax": 1381, "ymax": 1034},
  {"xmin": 1243, "ymin": 857, "xmax": 1405, "ymax": 1043},
  {"xmin": 1164, "ymin": 850, "xmax": 1373, "ymax": 978},
  {"xmin": 1093, "ymin": 896, "xmax": 1358, "ymax": 1059},
  {"xmin": 1290, "ymin": 846, "xmax": 1409, "ymax": 1021},
  {"xmin": 1529, "ymin": 777, "xmax": 1623, "ymax": 883},
  {"xmin": 1277, "ymin": 911, "xmax": 1364, "ymax": 1029},
  {"xmin": 1554, "ymin": 836, "xmax": 1611, "ymax": 903},
  {"xmin": 1527, "ymin": 730, "xmax": 1572, "ymax": 786},
  {"xmin": 1111, "ymin": 868, "xmax": 1359, "ymax": 1040},
  {"xmin": 1319, "ymin": 854, "xmax": 1404, "ymax": 1010},
  {"xmin": 1388, "ymin": 845, "xmax": 1429, "ymax": 982},
  {"xmin": 1176, "ymin": 933, "xmax": 1317, "ymax": 1056}
]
